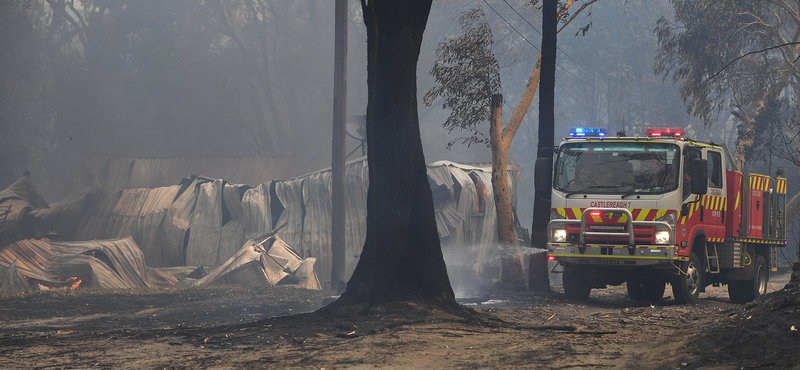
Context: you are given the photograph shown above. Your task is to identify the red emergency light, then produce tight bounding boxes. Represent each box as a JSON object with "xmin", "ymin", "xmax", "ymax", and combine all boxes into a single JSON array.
[{"xmin": 645, "ymin": 127, "xmax": 685, "ymax": 138}]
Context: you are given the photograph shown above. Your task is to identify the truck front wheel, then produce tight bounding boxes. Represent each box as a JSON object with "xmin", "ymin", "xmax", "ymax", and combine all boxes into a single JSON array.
[
  {"xmin": 728, "ymin": 255, "xmax": 769, "ymax": 303},
  {"xmin": 563, "ymin": 266, "xmax": 591, "ymax": 300},
  {"xmin": 672, "ymin": 252, "xmax": 702, "ymax": 304}
]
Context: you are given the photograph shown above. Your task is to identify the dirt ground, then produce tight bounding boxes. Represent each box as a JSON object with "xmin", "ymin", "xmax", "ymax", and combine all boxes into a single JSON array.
[{"xmin": 1, "ymin": 268, "xmax": 798, "ymax": 369}]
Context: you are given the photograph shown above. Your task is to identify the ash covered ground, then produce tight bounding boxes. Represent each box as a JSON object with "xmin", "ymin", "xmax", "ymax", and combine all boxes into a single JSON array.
[{"xmin": 0, "ymin": 268, "xmax": 797, "ymax": 369}]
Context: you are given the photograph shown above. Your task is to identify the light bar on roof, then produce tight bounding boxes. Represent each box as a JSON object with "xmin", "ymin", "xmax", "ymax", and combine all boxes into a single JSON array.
[
  {"xmin": 645, "ymin": 127, "xmax": 685, "ymax": 138},
  {"xmin": 569, "ymin": 127, "xmax": 607, "ymax": 137}
]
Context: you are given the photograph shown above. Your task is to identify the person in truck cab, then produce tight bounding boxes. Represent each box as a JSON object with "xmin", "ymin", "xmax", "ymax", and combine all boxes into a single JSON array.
[{"xmin": 683, "ymin": 148, "xmax": 701, "ymax": 199}]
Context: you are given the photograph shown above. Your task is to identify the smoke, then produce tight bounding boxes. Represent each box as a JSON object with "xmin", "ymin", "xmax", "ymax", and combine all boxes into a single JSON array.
[{"xmin": 442, "ymin": 242, "xmax": 549, "ymax": 298}]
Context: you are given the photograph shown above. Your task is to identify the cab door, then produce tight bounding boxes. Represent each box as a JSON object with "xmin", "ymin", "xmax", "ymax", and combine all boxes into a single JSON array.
[{"xmin": 703, "ymin": 149, "xmax": 726, "ymax": 242}]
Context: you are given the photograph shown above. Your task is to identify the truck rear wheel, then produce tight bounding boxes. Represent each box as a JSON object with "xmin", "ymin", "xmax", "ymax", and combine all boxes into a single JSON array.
[
  {"xmin": 627, "ymin": 279, "xmax": 666, "ymax": 302},
  {"xmin": 672, "ymin": 252, "xmax": 702, "ymax": 304},
  {"xmin": 563, "ymin": 266, "xmax": 591, "ymax": 300},
  {"xmin": 728, "ymin": 255, "xmax": 769, "ymax": 303}
]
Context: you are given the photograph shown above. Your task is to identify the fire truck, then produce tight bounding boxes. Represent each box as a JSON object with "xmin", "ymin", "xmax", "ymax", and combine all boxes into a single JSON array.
[{"xmin": 543, "ymin": 127, "xmax": 788, "ymax": 304}]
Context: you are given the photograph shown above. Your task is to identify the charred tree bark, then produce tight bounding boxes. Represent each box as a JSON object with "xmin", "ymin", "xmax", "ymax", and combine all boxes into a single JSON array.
[
  {"xmin": 529, "ymin": 0, "xmax": 557, "ymax": 293},
  {"xmin": 329, "ymin": 0, "xmax": 456, "ymax": 308},
  {"xmin": 490, "ymin": 94, "xmax": 525, "ymax": 288}
]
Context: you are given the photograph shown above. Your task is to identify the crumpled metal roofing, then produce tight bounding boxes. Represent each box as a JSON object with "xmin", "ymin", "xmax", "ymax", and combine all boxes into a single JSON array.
[
  {"xmin": 0, "ymin": 237, "xmax": 168, "ymax": 290},
  {"xmin": 195, "ymin": 234, "xmax": 320, "ymax": 290},
  {"xmin": 0, "ymin": 174, "xmax": 49, "ymax": 236},
  {"xmin": 4, "ymin": 158, "xmax": 514, "ymax": 289}
]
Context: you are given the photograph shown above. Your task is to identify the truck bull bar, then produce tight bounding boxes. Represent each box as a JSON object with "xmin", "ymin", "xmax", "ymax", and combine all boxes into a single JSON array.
[{"xmin": 549, "ymin": 208, "xmax": 674, "ymax": 254}]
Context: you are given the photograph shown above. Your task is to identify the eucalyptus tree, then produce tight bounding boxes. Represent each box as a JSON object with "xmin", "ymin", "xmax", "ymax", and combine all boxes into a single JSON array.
[
  {"xmin": 655, "ymin": 0, "xmax": 800, "ymax": 167},
  {"xmin": 424, "ymin": 0, "xmax": 595, "ymax": 289}
]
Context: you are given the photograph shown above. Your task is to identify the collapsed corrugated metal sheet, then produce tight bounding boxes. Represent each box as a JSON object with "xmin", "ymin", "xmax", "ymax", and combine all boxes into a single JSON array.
[
  {"xmin": 6, "ymin": 157, "xmax": 514, "ymax": 289},
  {"xmin": 0, "ymin": 237, "xmax": 170, "ymax": 290},
  {"xmin": 0, "ymin": 174, "xmax": 49, "ymax": 239},
  {"xmin": 195, "ymin": 234, "xmax": 320, "ymax": 290},
  {"xmin": 85, "ymin": 156, "xmax": 327, "ymax": 191},
  {"xmin": 161, "ymin": 177, "xmax": 201, "ymax": 266},
  {"xmin": 1, "ymin": 261, "xmax": 31, "ymax": 291},
  {"xmin": 273, "ymin": 178, "xmax": 305, "ymax": 252},
  {"xmin": 184, "ymin": 179, "xmax": 247, "ymax": 267},
  {"xmin": 343, "ymin": 160, "xmax": 369, "ymax": 279},
  {"xmin": 240, "ymin": 182, "xmax": 273, "ymax": 240},
  {"xmin": 301, "ymin": 170, "xmax": 332, "ymax": 284}
]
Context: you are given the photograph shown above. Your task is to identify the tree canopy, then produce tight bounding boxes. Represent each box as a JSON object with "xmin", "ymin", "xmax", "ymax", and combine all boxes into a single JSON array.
[{"xmin": 654, "ymin": 0, "xmax": 800, "ymax": 165}]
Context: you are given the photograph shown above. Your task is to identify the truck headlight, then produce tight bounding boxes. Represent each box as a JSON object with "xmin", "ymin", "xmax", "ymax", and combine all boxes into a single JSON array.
[
  {"xmin": 553, "ymin": 228, "xmax": 567, "ymax": 243},
  {"xmin": 549, "ymin": 221, "xmax": 568, "ymax": 243},
  {"xmin": 655, "ymin": 230, "xmax": 670, "ymax": 244},
  {"xmin": 654, "ymin": 212, "xmax": 676, "ymax": 245}
]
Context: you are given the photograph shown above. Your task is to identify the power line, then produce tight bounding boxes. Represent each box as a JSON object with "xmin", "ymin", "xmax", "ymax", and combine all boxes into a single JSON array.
[
  {"xmin": 499, "ymin": 0, "xmax": 611, "ymax": 86},
  {"xmin": 483, "ymin": 0, "xmax": 539, "ymax": 51},
  {"xmin": 483, "ymin": 0, "xmax": 681, "ymax": 117}
]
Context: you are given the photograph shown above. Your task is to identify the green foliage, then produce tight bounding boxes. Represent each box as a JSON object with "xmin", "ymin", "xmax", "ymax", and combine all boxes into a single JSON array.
[
  {"xmin": 654, "ymin": 1, "xmax": 790, "ymax": 126},
  {"xmin": 423, "ymin": 7, "xmax": 501, "ymax": 149}
]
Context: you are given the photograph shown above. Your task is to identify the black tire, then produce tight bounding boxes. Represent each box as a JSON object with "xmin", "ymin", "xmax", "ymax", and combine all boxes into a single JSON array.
[
  {"xmin": 672, "ymin": 252, "xmax": 703, "ymax": 304},
  {"xmin": 729, "ymin": 255, "xmax": 769, "ymax": 303},
  {"xmin": 628, "ymin": 279, "xmax": 666, "ymax": 302},
  {"xmin": 563, "ymin": 266, "xmax": 591, "ymax": 300},
  {"xmin": 728, "ymin": 280, "xmax": 747, "ymax": 303},
  {"xmin": 626, "ymin": 280, "xmax": 645, "ymax": 300}
]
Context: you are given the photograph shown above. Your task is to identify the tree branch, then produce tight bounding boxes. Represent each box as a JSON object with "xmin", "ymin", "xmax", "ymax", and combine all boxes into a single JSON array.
[{"xmin": 707, "ymin": 42, "xmax": 800, "ymax": 82}]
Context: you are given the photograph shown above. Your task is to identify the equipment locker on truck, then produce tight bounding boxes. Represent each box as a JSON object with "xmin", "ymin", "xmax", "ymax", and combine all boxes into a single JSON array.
[{"xmin": 542, "ymin": 127, "xmax": 788, "ymax": 304}]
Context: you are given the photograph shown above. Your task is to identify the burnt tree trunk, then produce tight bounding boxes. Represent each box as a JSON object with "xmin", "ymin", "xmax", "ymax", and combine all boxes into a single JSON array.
[
  {"xmin": 529, "ymin": 0, "xmax": 557, "ymax": 292},
  {"xmin": 331, "ymin": 0, "xmax": 455, "ymax": 307}
]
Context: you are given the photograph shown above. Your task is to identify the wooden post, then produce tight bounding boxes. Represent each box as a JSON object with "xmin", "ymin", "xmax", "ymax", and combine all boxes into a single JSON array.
[{"xmin": 331, "ymin": 0, "xmax": 348, "ymax": 292}]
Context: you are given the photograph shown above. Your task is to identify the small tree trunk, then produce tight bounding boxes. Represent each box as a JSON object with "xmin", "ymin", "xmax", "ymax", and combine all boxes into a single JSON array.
[{"xmin": 490, "ymin": 94, "xmax": 525, "ymax": 288}]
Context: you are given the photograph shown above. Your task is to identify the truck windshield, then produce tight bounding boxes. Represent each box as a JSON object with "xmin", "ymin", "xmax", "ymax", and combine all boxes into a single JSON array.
[{"xmin": 554, "ymin": 142, "xmax": 681, "ymax": 194}]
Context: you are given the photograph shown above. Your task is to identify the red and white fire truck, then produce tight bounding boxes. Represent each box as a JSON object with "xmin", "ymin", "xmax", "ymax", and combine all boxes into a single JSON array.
[{"xmin": 544, "ymin": 127, "xmax": 788, "ymax": 304}]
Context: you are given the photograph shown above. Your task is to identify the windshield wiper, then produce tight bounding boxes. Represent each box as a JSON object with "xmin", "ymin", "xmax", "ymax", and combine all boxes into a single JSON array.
[{"xmin": 565, "ymin": 185, "xmax": 618, "ymax": 198}]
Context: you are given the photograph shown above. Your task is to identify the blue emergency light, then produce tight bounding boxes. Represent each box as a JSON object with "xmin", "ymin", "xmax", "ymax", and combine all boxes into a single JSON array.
[{"xmin": 569, "ymin": 127, "xmax": 606, "ymax": 137}]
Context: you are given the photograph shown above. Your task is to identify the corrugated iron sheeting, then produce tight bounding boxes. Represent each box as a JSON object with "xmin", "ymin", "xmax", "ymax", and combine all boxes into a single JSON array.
[
  {"xmin": 343, "ymin": 159, "xmax": 369, "ymax": 280},
  {"xmin": 15, "ymin": 156, "xmax": 512, "ymax": 289},
  {"xmin": 273, "ymin": 178, "xmax": 305, "ymax": 252},
  {"xmin": 0, "ymin": 174, "xmax": 49, "ymax": 235},
  {"xmin": 447, "ymin": 165, "xmax": 479, "ymax": 247},
  {"xmin": 223, "ymin": 184, "xmax": 246, "ymax": 222},
  {"xmin": 0, "ymin": 237, "xmax": 158, "ymax": 290},
  {"xmin": 186, "ymin": 180, "xmax": 224, "ymax": 267},
  {"xmin": 301, "ymin": 170, "xmax": 332, "ymax": 285},
  {"xmin": 72, "ymin": 190, "xmax": 121, "ymax": 241},
  {"xmin": 162, "ymin": 178, "xmax": 201, "ymax": 266},
  {"xmin": 241, "ymin": 182, "xmax": 273, "ymax": 240},
  {"xmin": 107, "ymin": 186, "xmax": 181, "ymax": 267}
]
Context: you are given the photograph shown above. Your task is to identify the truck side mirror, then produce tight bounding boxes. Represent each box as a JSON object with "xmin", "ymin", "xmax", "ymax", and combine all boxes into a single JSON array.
[
  {"xmin": 535, "ymin": 157, "xmax": 553, "ymax": 191},
  {"xmin": 691, "ymin": 158, "xmax": 708, "ymax": 195}
]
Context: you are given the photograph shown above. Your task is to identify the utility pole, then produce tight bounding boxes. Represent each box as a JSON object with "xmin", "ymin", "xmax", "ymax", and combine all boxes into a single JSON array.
[
  {"xmin": 529, "ymin": 0, "xmax": 557, "ymax": 292},
  {"xmin": 331, "ymin": 0, "xmax": 348, "ymax": 292}
]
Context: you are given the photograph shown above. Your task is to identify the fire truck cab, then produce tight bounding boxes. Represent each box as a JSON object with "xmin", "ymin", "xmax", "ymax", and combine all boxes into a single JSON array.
[{"xmin": 544, "ymin": 127, "xmax": 788, "ymax": 304}]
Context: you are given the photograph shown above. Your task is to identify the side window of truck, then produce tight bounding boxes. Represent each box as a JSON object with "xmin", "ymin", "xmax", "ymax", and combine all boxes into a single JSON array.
[
  {"xmin": 708, "ymin": 151, "xmax": 722, "ymax": 188},
  {"xmin": 683, "ymin": 148, "xmax": 701, "ymax": 199}
]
